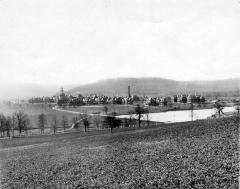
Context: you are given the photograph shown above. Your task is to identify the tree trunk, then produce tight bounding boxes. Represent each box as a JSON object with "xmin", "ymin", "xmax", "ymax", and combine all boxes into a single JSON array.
[
  {"xmin": 146, "ymin": 113, "xmax": 149, "ymax": 127},
  {"xmin": 138, "ymin": 118, "xmax": 141, "ymax": 128},
  {"xmin": 190, "ymin": 103, "xmax": 194, "ymax": 121},
  {"xmin": 25, "ymin": 128, "xmax": 28, "ymax": 136}
]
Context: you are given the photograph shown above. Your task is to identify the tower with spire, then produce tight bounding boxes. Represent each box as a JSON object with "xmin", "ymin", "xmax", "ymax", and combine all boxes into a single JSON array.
[{"xmin": 59, "ymin": 87, "xmax": 66, "ymax": 100}]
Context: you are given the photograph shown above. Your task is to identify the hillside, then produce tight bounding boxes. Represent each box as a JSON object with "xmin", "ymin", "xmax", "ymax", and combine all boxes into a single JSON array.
[
  {"xmin": 1, "ymin": 78, "xmax": 239, "ymax": 100},
  {"xmin": 1, "ymin": 117, "xmax": 239, "ymax": 188},
  {"xmin": 66, "ymin": 77, "xmax": 240, "ymax": 97}
]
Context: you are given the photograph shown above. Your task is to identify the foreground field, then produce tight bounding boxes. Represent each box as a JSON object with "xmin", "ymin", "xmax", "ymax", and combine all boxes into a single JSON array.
[{"xmin": 0, "ymin": 117, "xmax": 239, "ymax": 188}]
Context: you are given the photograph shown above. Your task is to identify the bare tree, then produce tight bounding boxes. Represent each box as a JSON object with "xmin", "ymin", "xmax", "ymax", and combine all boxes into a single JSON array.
[
  {"xmin": 38, "ymin": 113, "xmax": 47, "ymax": 134},
  {"xmin": 78, "ymin": 113, "xmax": 90, "ymax": 132},
  {"xmin": 103, "ymin": 112, "xmax": 121, "ymax": 133},
  {"xmin": 103, "ymin": 106, "xmax": 108, "ymax": 115},
  {"xmin": 123, "ymin": 111, "xmax": 136, "ymax": 128},
  {"xmin": 214, "ymin": 100, "xmax": 225, "ymax": 118},
  {"xmin": 190, "ymin": 103, "xmax": 194, "ymax": 121},
  {"xmin": 83, "ymin": 117, "xmax": 90, "ymax": 132},
  {"xmin": 6, "ymin": 116, "xmax": 11, "ymax": 137},
  {"xmin": 234, "ymin": 100, "xmax": 240, "ymax": 123},
  {"xmin": 123, "ymin": 118, "xmax": 130, "ymax": 127},
  {"xmin": 93, "ymin": 114, "xmax": 101, "ymax": 130},
  {"xmin": 0, "ymin": 114, "xmax": 6, "ymax": 137},
  {"xmin": 14, "ymin": 111, "xmax": 30, "ymax": 135},
  {"xmin": 135, "ymin": 104, "xmax": 146, "ymax": 128},
  {"xmin": 52, "ymin": 115, "xmax": 58, "ymax": 134},
  {"xmin": 128, "ymin": 111, "xmax": 136, "ymax": 127},
  {"xmin": 11, "ymin": 115, "xmax": 16, "ymax": 137},
  {"xmin": 144, "ymin": 107, "xmax": 150, "ymax": 127},
  {"xmin": 61, "ymin": 115, "xmax": 68, "ymax": 131},
  {"xmin": 235, "ymin": 100, "xmax": 240, "ymax": 114}
]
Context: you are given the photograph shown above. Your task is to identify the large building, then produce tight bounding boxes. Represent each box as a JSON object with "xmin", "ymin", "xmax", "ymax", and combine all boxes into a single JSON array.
[{"xmin": 57, "ymin": 88, "xmax": 69, "ymax": 107}]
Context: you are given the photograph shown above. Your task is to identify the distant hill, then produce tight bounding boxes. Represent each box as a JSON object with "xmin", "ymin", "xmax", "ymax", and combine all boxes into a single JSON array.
[
  {"xmin": 1, "ymin": 78, "xmax": 239, "ymax": 100},
  {"xmin": 0, "ymin": 83, "xmax": 76, "ymax": 100},
  {"xmin": 66, "ymin": 78, "xmax": 240, "ymax": 97}
]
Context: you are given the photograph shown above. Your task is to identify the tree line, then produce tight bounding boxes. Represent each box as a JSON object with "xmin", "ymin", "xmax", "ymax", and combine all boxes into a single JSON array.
[
  {"xmin": 0, "ymin": 110, "xmax": 29, "ymax": 137},
  {"xmin": 1, "ymin": 100, "xmax": 239, "ymax": 138},
  {"xmin": 0, "ymin": 104, "xmax": 150, "ymax": 137}
]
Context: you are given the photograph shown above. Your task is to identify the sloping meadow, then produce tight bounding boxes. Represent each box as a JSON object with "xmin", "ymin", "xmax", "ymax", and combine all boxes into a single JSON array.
[{"xmin": 0, "ymin": 117, "xmax": 239, "ymax": 188}]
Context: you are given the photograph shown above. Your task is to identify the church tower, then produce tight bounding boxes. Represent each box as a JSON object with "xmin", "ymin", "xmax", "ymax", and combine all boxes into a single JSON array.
[
  {"xmin": 60, "ymin": 87, "xmax": 64, "ymax": 95},
  {"xmin": 59, "ymin": 87, "xmax": 65, "ymax": 100}
]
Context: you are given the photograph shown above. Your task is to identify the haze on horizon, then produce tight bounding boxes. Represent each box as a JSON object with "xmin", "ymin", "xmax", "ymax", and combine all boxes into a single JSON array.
[{"xmin": 1, "ymin": 0, "xmax": 240, "ymax": 86}]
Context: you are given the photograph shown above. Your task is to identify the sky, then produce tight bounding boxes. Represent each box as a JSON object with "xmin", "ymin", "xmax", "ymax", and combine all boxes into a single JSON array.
[{"xmin": 0, "ymin": 0, "xmax": 240, "ymax": 85}]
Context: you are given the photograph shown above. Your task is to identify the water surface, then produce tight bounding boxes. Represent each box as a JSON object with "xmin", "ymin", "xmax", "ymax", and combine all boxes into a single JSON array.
[{"xmin": 118, "ymin": 107, "xmax": 235, "ymax": 123}]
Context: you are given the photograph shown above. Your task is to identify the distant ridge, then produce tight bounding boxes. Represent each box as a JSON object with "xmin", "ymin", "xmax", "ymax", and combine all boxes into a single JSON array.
[
  {"xmin": 66, "ymin": 77, "xmax": 240, "ymax": 97},
  {"xmin": 0, "ymin": 83, "xmax": 77, "ymax": 100},
  {"xmin": 1, "ymin": 78, "xmax": 239, "ymax": 100}
]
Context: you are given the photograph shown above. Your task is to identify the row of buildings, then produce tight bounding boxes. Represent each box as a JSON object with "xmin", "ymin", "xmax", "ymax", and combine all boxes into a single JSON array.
[
  {"xmin": 57, "ymin": 88, "xmax": 134, "ymax": 107},
  {"xmin": 54, "ymin": 88, "xmax": 206, "ymax": 107},
  {"xmin": 29, "ymin": 87, "xmax": 206, "ymax": 107},
  {"xmin": 144, "ymin": 94, "xmax": 206, "ymax": 106}
]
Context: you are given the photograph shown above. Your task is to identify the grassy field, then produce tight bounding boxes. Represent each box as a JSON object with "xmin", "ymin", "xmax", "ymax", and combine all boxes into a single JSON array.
[
  {"xmin": 0, "ymin": 117, "xmax": 239, "ymax": 188},
  {"xmin": 0, "ymin": 103, "xmax": 163, "ymax": 136},
  {"xmin": 65, "ymin": 103, "xmax": 214, "ymax": 116},
  {"xmin": 0, "ymin": 103, "xmax": 83, "ymax": 135},
  {"xmin": 0, "ymin": 102, "xmax": 215, "ymax": 136}
]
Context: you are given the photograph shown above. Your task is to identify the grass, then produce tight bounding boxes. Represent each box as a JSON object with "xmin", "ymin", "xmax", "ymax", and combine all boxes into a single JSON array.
[
  {"xmin": 0, "ymin": 103, "xmax": 84, "ymax": 135},
  {"xmin": 0, "ymin": 117, "xmax": 239, "ymax": 188},
  {"xmin": 65, "ymin": 104, "xmax": 134, "ymax": 115},
  {"xmin": 0, "ymin": 102, "xmax": 215, "ymax": 135},
  {"xmin": 64, "ymin": 103, "xmax": 214, "ymax": 116}
]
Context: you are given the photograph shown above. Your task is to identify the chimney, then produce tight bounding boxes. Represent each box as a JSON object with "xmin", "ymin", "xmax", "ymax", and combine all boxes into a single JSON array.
[{"xmin": 128, "ymin": 86, "xmax": 131, "ymax": 98}]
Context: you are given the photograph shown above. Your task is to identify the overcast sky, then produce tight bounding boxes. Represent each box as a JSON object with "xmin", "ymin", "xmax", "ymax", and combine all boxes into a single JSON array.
[{"xmin": 0, "ymin": 0, "xmax": 240, "ymax": 85}]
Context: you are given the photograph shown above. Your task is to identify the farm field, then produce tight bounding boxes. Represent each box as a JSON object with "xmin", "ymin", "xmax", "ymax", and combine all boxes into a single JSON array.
[{"xmin": 0, "ymin": 117, "xmax": 239, "ymax": 188}]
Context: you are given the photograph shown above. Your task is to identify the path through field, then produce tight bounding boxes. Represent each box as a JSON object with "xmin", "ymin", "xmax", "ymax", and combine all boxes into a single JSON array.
[{"xmin": 52, "ymin": 106, "xmax": 108, "ymax": 117}]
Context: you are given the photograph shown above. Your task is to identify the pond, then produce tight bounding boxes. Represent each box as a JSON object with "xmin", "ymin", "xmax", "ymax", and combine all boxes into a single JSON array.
[{"xmin": 117, "ymin": 106, "xmax": 236, "ymax": 123}]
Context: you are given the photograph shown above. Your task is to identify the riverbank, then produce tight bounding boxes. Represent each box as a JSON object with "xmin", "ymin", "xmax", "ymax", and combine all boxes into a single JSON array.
[
  {"xmin": 63, "ymin": 103, "xmax": 215, "ymax": 116},
  {"xmin": 118, "ymin": 106, "xmax": 236, "ymax": 123}
]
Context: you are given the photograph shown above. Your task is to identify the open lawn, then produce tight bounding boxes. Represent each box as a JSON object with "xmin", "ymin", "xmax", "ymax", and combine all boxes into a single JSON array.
[
  {"xmin": 0, "ymin": 117, "xmax": 239, "ymax": 188},
  {"xmin": 65, "ymin": 103, "xmax": 214, "ymax": 116}
]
